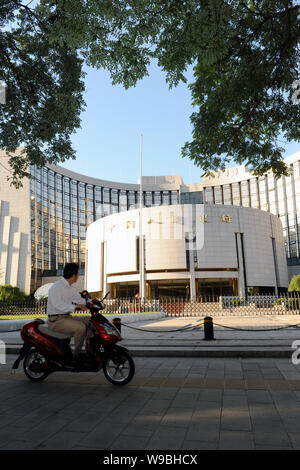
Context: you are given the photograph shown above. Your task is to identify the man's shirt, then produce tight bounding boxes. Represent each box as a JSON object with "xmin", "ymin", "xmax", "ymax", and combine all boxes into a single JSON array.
[{"xmin": 47, "ymin": 278, "xmax": 83, "ymax": 316}]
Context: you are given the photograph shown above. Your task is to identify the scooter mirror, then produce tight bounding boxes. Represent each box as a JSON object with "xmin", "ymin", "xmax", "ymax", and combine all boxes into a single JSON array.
[
  {"xmin": 102, "ymin": 291, "xmax": 110, "ymax": 301},
  {"xmin": 80, "ymin": 290, "xmax": 89, "ymax": 299}
]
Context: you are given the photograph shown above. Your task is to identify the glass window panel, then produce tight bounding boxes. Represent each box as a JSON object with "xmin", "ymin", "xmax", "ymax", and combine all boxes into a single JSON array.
[
  {"xmin": 293, "ymin": 161, "xmax": 300, "ymax": 214},
  {"xmin": 289, "ymin": 227, "xmax": 296, "ymax": 243},
  {"xmin": 154, "ymin": 191, "xmax": 161, "ymax": 205},
  {"xmin": 63, "ymin": 178, "xmax": 70, "ymax": 196},
  {"xmin": 35, "ymin": 168, "xmax": 41, "ymax": 180},
  {"xmin": 223, "ymin": 184, "xmax": 232, "ymax": 205},
  {"xmin": 250, "ymin": 178, "xmax": 259, "ymax": 208},
  {"xmin": 204, "ymin": 187, "xmax": 214, "ymax": 203},
  {"xmin": 214, "ymin": 186, "xmax": 222, "ymax": 204},
  {"xmin": 290, "ymin": 243, "xmax": 297, "ymax": 258},
  {"xmin": 162, "ymin": 191, "xmax": 170, "ymax": 205},
  {"xmin": 119, "ymin": 190, "xmax": 127, "ymax": 211},
  {"xmin": 71, "ymin": 194, "xmax": 77, "ymax": 207},
  {"xmin": 111, "ymin": 189, "xmax": 118, "ymax": 204},
  {"xmin": 95, "ymin": 203, "xmax": 103, "ymax": 219},
  {"xmin": 103, "ymin": 203, "xmax": 110, "ymax": 216},
  {"xmin": 232, "ymin": 183, "xmax": 240, "ymax": 206},
  {"xmin": 79, "ymin": 211, "xmax": 85, "ymax": 224},
  {"xmin": 71, "ymin": 180, "xmax": 77, "ymax": 195},
  {"xmin": 95, "ymin": 187, "xmax": 102, "ymax": 203},
  {"xmin": 241, "ymin": 181, "xmax": 249, "ymax": 207},
  {"xmin": 259, "ymin": 176, "xmax": 268, "ymax": 211},
  {"xmin": 145, "ymin": 192, "xmax": 152, "ymax": 206},
  {"xmin": 171, "ymin": 191, "xmax": 179, "ymax": 204},
  {"xmin": 128, "ymin": 191, "xmax": 136, "ymax": 209},
  {"xmin": 268, "ymin": 174, "xmax": 276, "ymax": 214},
  {"xmin": 86, "ymin": 184, "xmax": 93, "ymax": 194},
  {"xmin": 277, "ymin": 178, "xmax": 285, "ymax": 216},
  {"xmin": 285, "ymin": 171, "xmax": 295, "ymax": 214},
  {"xmin": 103, "ymin": 188, "xmax": 110, "ymax": 203}
]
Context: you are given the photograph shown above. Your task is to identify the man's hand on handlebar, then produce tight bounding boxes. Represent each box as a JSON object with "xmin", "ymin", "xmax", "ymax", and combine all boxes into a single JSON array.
[{"xmin": 75, "ymin": 304, "xmax": 89, "ymax": 311}]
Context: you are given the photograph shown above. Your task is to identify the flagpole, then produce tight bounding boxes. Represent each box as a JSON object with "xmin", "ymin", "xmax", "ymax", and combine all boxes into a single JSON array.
[{"xmin": 139, "ymin": 134, "xmax": 145, "ymax": 300}]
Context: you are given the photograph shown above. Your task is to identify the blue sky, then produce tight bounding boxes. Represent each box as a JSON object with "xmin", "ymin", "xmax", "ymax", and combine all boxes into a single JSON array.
[{"xmin": 64, "ymin": 62, "xmax": 299, "ymax": 185}]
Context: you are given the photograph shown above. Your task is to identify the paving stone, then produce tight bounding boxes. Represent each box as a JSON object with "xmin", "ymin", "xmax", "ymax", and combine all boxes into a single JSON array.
[
  {"xmin": 199, "ymin": 389, "xmax": 223, "ymax": 402},
  {"xmin": 36, "ymin": 431, "xmax": 87, "ymax": 450},
  {"xmin": 221, "ymin": 409, "xmax": 252, "ymax": 432},
  {"xmin": 183, "ymin": 378, "xmax": 205, "ymax": 388},
  {"xmin": 185, "ymin": 422, "xmax": 220, "ymax": 443},
  {"xmin": 224, "ymin": 379, "xmax": 245, "ymax": 389},
  {"xmin": 0, "ymin": 440, "xmax": 38, "ymax": 450},
  {"xmin": 219, "ymin": 431, "xmax": 255, "ymax": 450},
  {"xmin": 246, "ymin": 390, "xmax": 274, "ymax": 404},
  {"xmin": 121, "ymin": 422, "xmax": 158, "ymax": 438},
  {"xmin": 253, "ymin": 431, "xmax": 292, "ymax": 448},
  {"xmin": 146, "ymin": 426, "xmax": 187, "ymax": 450},
  {"xmin": 65, "ymin": 411, "xmax": 110, "ymax": 433},
  {"xmin": 151, "ymin": 368, "xmax": 172, "ymax": 378},
  {"xmin": 281, "ymin": 418, "xmax": 300, "ymax": 433},
  {"xmin": 104, "ymin": 405, "xmax": 144, "ymax": 424},
  {"xmin": 192, "ymin": 402, "xmax": 222, "ymax": 420},
  {"xmin": 80, "ymin": 422, "xmax": 127, "ymax": 449},
  {"xmin": 110, "ymin": 435, "xmax": 150, "ymax": 450},
  {"xmin": 222, "ymin": 394, "xmax": 248, "ymax": 408},
  {"xmin": 181, "ymin": 440, "xmax": 218, "ymax": 450},
  {"xmin": 161, "ymin": 407, "xmax": 193, "ymax": 428}
]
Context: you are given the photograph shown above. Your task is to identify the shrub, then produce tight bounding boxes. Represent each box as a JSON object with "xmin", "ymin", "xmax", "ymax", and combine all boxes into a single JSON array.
[
  {"xmin": 230, "ymin": 299, "xmax": 242, "ymax": 307},
  {"xmin": 288, "ymin": 275, "xmax": 300, "ymax": 292},
  {"xmin": 0, "ymin": 284, "xmax": 29, "ymax": 301}
]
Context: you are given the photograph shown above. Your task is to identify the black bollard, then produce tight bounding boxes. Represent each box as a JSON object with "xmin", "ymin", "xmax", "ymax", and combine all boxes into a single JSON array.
[
  {"xmin": 203, "ymin": 316, "xmax": 215, "ymax": 341},
  {"xmin": 112, "ymin": 317, "xmax": 121, "ymax": 333}
]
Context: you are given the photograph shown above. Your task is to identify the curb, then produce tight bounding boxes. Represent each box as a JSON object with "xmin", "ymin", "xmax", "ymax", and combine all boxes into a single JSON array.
[{"xmin": 5, "ymin": 344, "xmax": 293, "ymax": 358}]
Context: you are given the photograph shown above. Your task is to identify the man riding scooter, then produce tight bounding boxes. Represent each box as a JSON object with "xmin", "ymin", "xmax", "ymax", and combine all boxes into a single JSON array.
[{"xmin": 47, "ymin": 263, "xmax": 91, "ymax": 363}]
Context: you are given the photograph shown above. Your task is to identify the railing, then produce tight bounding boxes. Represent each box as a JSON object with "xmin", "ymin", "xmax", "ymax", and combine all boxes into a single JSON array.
[
  {"xmin": 0, "ymin": 294, "xmax": 300, "ymax": 318},
  {"xmin": 0, "ymin": 299, "xmax": 47, "ymax": 318}
]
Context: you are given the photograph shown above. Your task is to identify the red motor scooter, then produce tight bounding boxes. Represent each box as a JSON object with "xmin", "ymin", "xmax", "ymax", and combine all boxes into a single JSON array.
[{"xmin": 12, "ymin": 291, "xmax": 135, "ymax": 386}]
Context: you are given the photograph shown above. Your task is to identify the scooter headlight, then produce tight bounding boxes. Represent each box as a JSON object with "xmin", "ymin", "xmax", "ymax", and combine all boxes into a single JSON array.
[{"xmin": 102, "ymin": 323, "xmax": 120, "ymax": 337}]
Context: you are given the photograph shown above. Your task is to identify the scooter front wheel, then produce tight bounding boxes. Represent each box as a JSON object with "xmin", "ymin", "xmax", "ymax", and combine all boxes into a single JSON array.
[
  {"xmin": 23, "ymin": 348, "xmax": 49, "ymax": 382},
  {"xmin": 103, "ymin": 350, "xmax": 135, "ymax": 386}
]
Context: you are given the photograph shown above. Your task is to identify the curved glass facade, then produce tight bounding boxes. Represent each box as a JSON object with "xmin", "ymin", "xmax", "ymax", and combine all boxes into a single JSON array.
[
  {"xmin": 29, "ymin": 165, "xmax": 181, "ymax": 291},
  {"xmin": 28, "ymin": 150, "xmax": 300, "ymax": 292}
]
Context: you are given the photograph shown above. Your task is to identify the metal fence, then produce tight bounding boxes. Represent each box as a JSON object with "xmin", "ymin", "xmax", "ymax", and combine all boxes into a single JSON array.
[
  {"xmin": 105, "ymin": 294, "xmax": 300, "ymax": 317},
  {"xmin": 0, "ymin": 298, "xmax": 162, "ymax": 318},
  {"xmin": 0, "ymin": 299, "xmax": 47, "ymax": 317},
  {"xmin": 0, "ymin": 294, "xmax": 300, "ymax": 318}
]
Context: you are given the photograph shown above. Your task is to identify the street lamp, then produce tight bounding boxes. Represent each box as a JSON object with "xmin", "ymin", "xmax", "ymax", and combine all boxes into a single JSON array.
[{"xmin": 139, "ymin": 134, "xmax": 145, "ymax": 300}]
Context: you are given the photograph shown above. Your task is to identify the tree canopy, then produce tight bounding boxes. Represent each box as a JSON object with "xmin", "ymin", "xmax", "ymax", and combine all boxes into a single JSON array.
[
  {"xmin": 1, "ymin": 0, "xmax": 299, "ymax": 187},
  {"xmin": 0, "ymin": 0, "xmax": 86, "ymax": 187}
]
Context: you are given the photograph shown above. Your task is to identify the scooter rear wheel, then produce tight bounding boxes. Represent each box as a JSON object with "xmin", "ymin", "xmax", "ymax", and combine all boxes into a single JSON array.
[
  {"xmin": 23, "ymin": 348, "xmax": 49, "ymax": 382},
  {"xmin": 103, "ymin": 350, "xmax": 135, "ymax": 386}
]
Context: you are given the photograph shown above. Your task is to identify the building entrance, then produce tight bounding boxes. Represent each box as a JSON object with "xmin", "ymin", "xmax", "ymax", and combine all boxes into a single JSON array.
[{"xmin": 197, "ymin": 279, "xmax": 236, "ymax": 298}]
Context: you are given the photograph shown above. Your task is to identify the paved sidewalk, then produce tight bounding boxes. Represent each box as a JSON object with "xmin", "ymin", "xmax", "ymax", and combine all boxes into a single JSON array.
[
  {"xmin": 2, "ymin": 314, "xmax": 300, "ymax": 357},
  {"xmin": 1, "ymin": 355, "xmax": 300, "ymax": 450}
]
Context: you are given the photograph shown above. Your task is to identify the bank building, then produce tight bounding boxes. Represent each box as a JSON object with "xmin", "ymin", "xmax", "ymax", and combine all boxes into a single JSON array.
[{"xmin": 0, "ymin": 148, "xmax": 299, "ymax": 300}]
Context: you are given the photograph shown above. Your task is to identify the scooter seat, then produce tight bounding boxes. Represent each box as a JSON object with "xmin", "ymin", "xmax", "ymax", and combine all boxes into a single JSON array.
[{"xmin": 38, "ymin": 324, "xmax": 72, "ymax": 340}]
